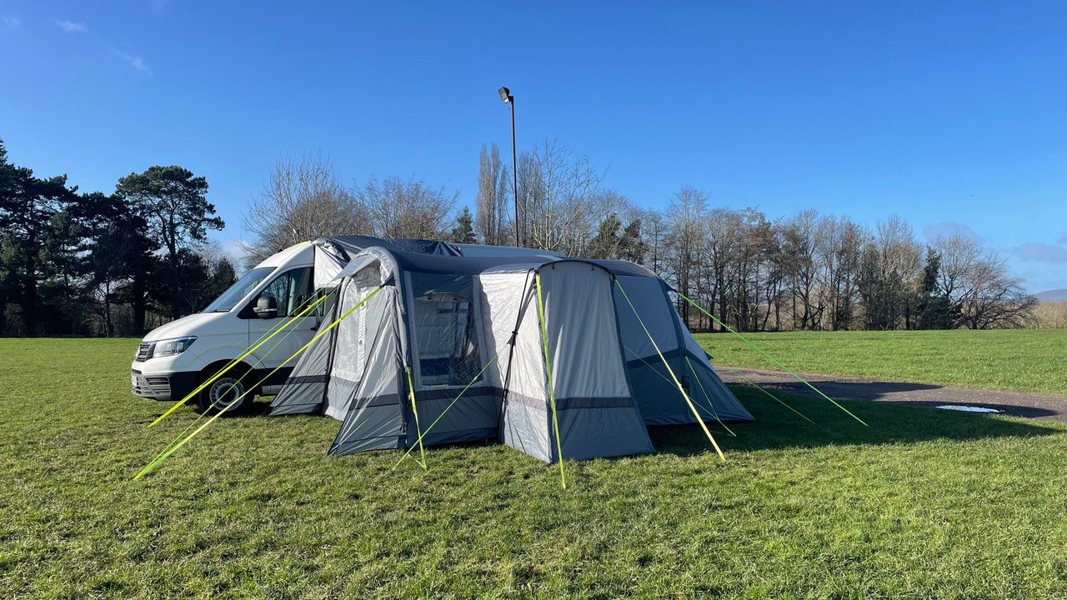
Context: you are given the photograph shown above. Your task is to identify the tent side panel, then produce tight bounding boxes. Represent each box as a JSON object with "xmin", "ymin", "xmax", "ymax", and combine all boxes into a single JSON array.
[
  {"xmin": 627, "ymin": 359, "xmax": 710, "ymax": 425},
  {"xmin": 686, "ymin": 352, "xmax": 754, "ymax": 422},
  {"xmin": 556, "ymin": 400, "xmax": 655, "ymax": 460},
  {"xmin": 324, "ymin": 277, "xmax": 378, "ymax": 420},
  {"xmin": 674, "ymin": 307, "xmax": 753, "ymax": 422},
  {"xmin": 270, "ymin": 300, "xmax": 339, "ymax": 416},
  {"xmin": 538, "ymin": 264, "xmax": 653, "ymax": 461},
  {"xmin": 406, "ymin": 390, "xmax": 501, "ymax": 447},
  {"xmin": 500, "ymin": 394, "xmax": 552, "ymax": 462},
  {"xmin": 614, "ymin": 274, "xmax": 753, "ymax": 425},
  {"xmin": 329, "ymin": 287, "xmax": 406, "ymax": 455},
  {"xmin": 478, "ymin": 271, "xmax": 554, "ymax": 461},
  {"xmin": 328, "ymin": 402, "xmax": 405, "ymax": 454}
]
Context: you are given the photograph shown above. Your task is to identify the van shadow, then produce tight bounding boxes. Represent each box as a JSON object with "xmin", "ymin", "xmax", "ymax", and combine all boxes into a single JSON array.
[{"xmin": 649, "ymin": 388, "xmax": 1065, "ymax": 457}]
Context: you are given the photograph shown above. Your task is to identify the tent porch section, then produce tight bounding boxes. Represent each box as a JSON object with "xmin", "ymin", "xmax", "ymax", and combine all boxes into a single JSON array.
[{"xmin": 482, "ymin": 262, "xmax": 655, "ymax": 463}]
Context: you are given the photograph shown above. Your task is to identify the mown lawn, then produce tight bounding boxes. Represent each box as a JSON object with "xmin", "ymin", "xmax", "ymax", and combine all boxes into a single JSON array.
[
  {"xmin": 1, "ymin": 338, "xmax": 1065, "ymax": 598},
  {"xmin": 697, "ymin": 328, "xmax": 1067, "ymax": 397}
]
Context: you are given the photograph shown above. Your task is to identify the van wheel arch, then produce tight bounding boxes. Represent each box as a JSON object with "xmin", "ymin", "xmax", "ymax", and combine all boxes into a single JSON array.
[{"xmin": 195, "ymin": 361, "xmax": 257, "ymax": 415}]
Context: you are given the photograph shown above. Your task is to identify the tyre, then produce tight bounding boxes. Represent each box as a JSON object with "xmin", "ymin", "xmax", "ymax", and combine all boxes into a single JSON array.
[{"xmin": 196, "ymin": 365, "xmax": 255, "ymax": 415}]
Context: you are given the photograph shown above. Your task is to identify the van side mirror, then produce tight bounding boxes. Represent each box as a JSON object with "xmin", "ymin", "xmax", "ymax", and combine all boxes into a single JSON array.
[{"xmin": 253, "ymin": 295, "xmax": 279, "ymax": 319}]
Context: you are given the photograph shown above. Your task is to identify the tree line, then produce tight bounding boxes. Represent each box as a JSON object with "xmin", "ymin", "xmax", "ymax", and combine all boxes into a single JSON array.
[
  {"xmin": 0, "ymin": 140, "xmax": 235, "ymax": 337},
  {"xmin": 1, "ymin": 137, "xmax": 1039, "ymax": 337},
  {"xmin": 253, "ymin": 142, "xmax": 1037, "ymax": 332}
]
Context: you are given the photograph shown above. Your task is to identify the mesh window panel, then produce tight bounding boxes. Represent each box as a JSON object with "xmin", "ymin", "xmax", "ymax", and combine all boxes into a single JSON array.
[{"xmin": 409, "ymin": 273, "xmax": 481, "ymax": 388}]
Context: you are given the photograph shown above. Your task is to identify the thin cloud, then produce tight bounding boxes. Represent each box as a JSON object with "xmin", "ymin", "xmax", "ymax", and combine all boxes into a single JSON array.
[
  {"xmin": 55, "ymin": 19, "xmax": 87, "ymax": 33},
  {"xmin": 923, "ymin": 221, "xmax": 984, "ymax": 245},
  {"xmin": 1014, "ymin": 243, "xmax": 1067, "ymax": 264},
  {"xmin": 112, "ymin": 48, "xmax": 150, "ymax": 73},
  {"xmin": 1059, "ymin": 235, "xmax": 1067, "ymax": 246},
  {"xmin": 3, "ymin": 15, "xmax": 21, "ymax": 29}
]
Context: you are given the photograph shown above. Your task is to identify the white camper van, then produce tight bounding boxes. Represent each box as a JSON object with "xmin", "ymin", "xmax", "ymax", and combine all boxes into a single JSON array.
[{"xmin": 130, "ymin": 241, "xmax": 324, "ymax": 414}]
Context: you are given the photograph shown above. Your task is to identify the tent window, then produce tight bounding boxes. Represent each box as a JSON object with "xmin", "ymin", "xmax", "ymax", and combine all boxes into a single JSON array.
[{"xmin": 412, "ymin": 293, "xmax": 480, "ymax": 386}]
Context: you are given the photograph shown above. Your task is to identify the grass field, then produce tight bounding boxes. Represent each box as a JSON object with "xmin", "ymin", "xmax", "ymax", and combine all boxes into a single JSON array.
[
  {"xmin": 697, "ymin": 328, "xmax": 1067, "ymax": 397},
  {"xmin": 1, "ymin": 337, "xmax": 1065, "ymax": 598}
]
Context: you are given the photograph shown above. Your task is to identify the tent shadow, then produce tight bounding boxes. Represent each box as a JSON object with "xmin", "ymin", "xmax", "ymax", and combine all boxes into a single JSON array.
[
  {"xmin": 718, "ymin": 371, "xmax": 944, "ymax": 401},
  {"xmin": 648, "ymin": 388, "xmax": 1065, "ymax": 457}
]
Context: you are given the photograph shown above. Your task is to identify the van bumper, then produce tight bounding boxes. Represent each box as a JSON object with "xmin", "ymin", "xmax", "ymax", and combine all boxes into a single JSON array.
[{"xmin": 131, "ymin": 369, "xmax": 199, "ymax": 402}]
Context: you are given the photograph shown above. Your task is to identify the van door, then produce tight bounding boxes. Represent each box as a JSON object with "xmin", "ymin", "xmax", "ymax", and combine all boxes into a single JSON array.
[{"xmin": 245, "ymin": 266, "xmax": 319, "ymax": 377}]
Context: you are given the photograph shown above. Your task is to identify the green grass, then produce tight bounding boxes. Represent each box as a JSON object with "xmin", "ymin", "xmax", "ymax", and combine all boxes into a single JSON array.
[
  {"xmin": 698, "ymin": 329, "xmax": 1067, "ymax": 396},
  {"xmin": 1, "ymin": 338, "xmax": 1065, "ymax": 598}
]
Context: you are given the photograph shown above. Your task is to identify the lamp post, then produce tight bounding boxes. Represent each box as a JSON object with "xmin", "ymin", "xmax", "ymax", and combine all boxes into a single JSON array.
[{"xmin": 498, "ymin": 86, "xmax": 519, "ymax": 246}]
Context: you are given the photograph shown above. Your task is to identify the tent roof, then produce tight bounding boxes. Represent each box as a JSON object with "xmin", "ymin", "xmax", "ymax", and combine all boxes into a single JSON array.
[
  {"xmin": 322, "ymin": 238, "xmax": 666, "ymax": 283},
  {"xmin": 319, "ymin": 235, "xmax": 462, "ymax": 261},
  {"xmin": 390, "ymin": 248, "xmax": 556, "ymax": 275},
  {"xmin": 584, "ymin": 259, "xmax": 660, "ymax": 279},
  {"xmin": 341, "ymin": 246, "xmax": 668, "ymax": 281}
]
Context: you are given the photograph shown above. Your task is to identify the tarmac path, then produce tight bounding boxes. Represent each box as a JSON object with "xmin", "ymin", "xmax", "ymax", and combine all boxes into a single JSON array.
[{"xmin": 717, "ymin": 367, "xmax": 1067, "ymax": 423}]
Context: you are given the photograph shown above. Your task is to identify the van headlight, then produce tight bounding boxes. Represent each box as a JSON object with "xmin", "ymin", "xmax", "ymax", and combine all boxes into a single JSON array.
[{"xmin": 151, "ymin": 336, "xmax": 197, "ymax": 358}]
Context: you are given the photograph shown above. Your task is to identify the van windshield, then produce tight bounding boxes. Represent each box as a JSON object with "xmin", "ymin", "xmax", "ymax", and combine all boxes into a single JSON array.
[{"xmin": 202, "ymin": 267, "xmax": 275, "ymax": 313}]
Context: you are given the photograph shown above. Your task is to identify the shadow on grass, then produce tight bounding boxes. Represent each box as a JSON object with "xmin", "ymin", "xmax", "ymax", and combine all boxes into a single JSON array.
[
  {"xmin": 650, "ymin": 387, "xmax": 1065, "ymax": 457},
  {"xmin": 718, "ymin": 368, "xmax": 947, "ymax": 401}
]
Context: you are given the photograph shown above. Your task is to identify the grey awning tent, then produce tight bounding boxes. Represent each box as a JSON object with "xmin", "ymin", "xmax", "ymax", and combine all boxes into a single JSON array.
[{"xmin": 271, "ymin": 246, "xmax": 752, "ymax": 463}]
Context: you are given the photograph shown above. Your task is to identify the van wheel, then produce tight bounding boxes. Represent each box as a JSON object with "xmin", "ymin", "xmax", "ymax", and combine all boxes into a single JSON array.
[{"xmin": 196, "ymin": 365, "xmax": 254, "ymax": 415}]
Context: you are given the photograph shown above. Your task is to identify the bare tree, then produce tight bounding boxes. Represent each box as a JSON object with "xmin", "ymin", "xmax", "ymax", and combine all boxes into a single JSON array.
[
  {"xmin": 518, "ymin": 140, "xmax": 601, "ymax": 253},
  {"xmin": 701, "ymin": 207, "xmax": 739, "ymax": 331},
  {"xmin": 934, "ymin": 234, "xmax": 1037, "ymax": 328},
  {"xmin": 817, "ymin": 215, "xmax": 865, "ymax": 330},
  {"xmin": 642, "ymin": 209, "xmax": 667, "ymax": 274},
  {"xmin": 858, "ymin": 216, "xmax": 922, "ymax": 329},
  {"xmin": 664, "ymin": 187, "xmax": 708, "ymax": 327},
  {"xmin": 244, "ymin": 156, "xmax": 369, "ymax": 265},
  {"xmin": 357, "ymin": 176, "xmax": 456, "ymax": 239},
  {"xmin": 780, "ymin": 209, "xmax": 824, "ymax": 330},
  {"xmin": 475, "ymin": 144, "xmax": 510, "ymax": 245}
]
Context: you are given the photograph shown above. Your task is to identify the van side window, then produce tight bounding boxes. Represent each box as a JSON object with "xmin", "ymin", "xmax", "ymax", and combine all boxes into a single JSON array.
[{"xmin": 258, "ymin": 267, "xmax": 314, "ymax": 317}]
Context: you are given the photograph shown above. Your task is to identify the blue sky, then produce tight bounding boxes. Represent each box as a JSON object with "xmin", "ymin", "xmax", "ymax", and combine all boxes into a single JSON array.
[{"xmin": 1, "ymin": 1, "xmax": 1065, "ymax": 291}]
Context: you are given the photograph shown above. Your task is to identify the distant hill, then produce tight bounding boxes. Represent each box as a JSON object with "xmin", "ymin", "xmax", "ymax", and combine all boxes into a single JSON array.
[{"xmin": 1035, "ymin": 289, "xmax": 1067, "ymax": 303}]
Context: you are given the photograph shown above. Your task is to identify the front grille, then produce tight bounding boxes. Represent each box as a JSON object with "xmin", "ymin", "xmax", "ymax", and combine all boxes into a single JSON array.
[
  {"xmin": 131, "ymin": 371, "xmax": 171, "ymax": 398},
  {"xmin": 135, "ymin": 342, "xmax": 153, "ymax": 362}
]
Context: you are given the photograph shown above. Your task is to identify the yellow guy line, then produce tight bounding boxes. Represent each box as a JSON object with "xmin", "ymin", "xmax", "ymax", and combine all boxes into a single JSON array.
[
  {"xmin": 135, "ymin": 285, "xmax": 384, "ymax": 479},
  {"xmin": 683, "ymin": 355, "xmax": 737, "ymax": 437},
  {"xmin": 149, "ymin": 289, "xmax": 336, "ymax": 428},
  {"xmin": 406, "ymin": 367, "xmax": 427, "ymax": 470},
  {"xmin": 614, "ymin": 279, "xmax": 725, "ymax": 462},
  {"xmin": 393, "ymin": 353, "xmax": 499, "ymax": 470},
  {"xmin": 535, "ymin": 273, "xmax": 567, "ymax": 488},
  {"xmin": 723, "ymin": 368, "xmax": 818, "ymax": 426},
  {"xmin": 676, "ymin": 291, "xmax": 868, "ymax": 427},
  {"xmin": 150, "ymin": 295, "xmax": 333, "ymax": 456}
]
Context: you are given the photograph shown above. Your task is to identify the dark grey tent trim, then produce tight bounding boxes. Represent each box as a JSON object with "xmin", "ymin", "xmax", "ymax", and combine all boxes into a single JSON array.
[
  {"xmin": 625, "ymin": 348, "xmax": 685, "ymax": 369},
  {"xmin": 348, "ymin": 395, "xmax": 404, "ymax": 408},
  {"xmin": 328, "ymin": 434, "xmax": 404, "ymax": 455},
  {"xmin": 352, "ymin": 390, "xmax": 500, "ymax": 407},
  {"xmin": 504, "ymin": 393, "xmax": 637, "ymax": 411},
  {"xmin": 286, "ymin": 374, "xmax": 327, "ymax": 384},
  {"xmin": 409, "ymin": 386, "xmax": 497, "ymax": 401}
]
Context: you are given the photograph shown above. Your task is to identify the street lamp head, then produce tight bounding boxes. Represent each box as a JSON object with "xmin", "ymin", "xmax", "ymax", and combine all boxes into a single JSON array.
[{"xmin": 498, "ymin": 86, "xmax": 513, "ymax": 103}]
